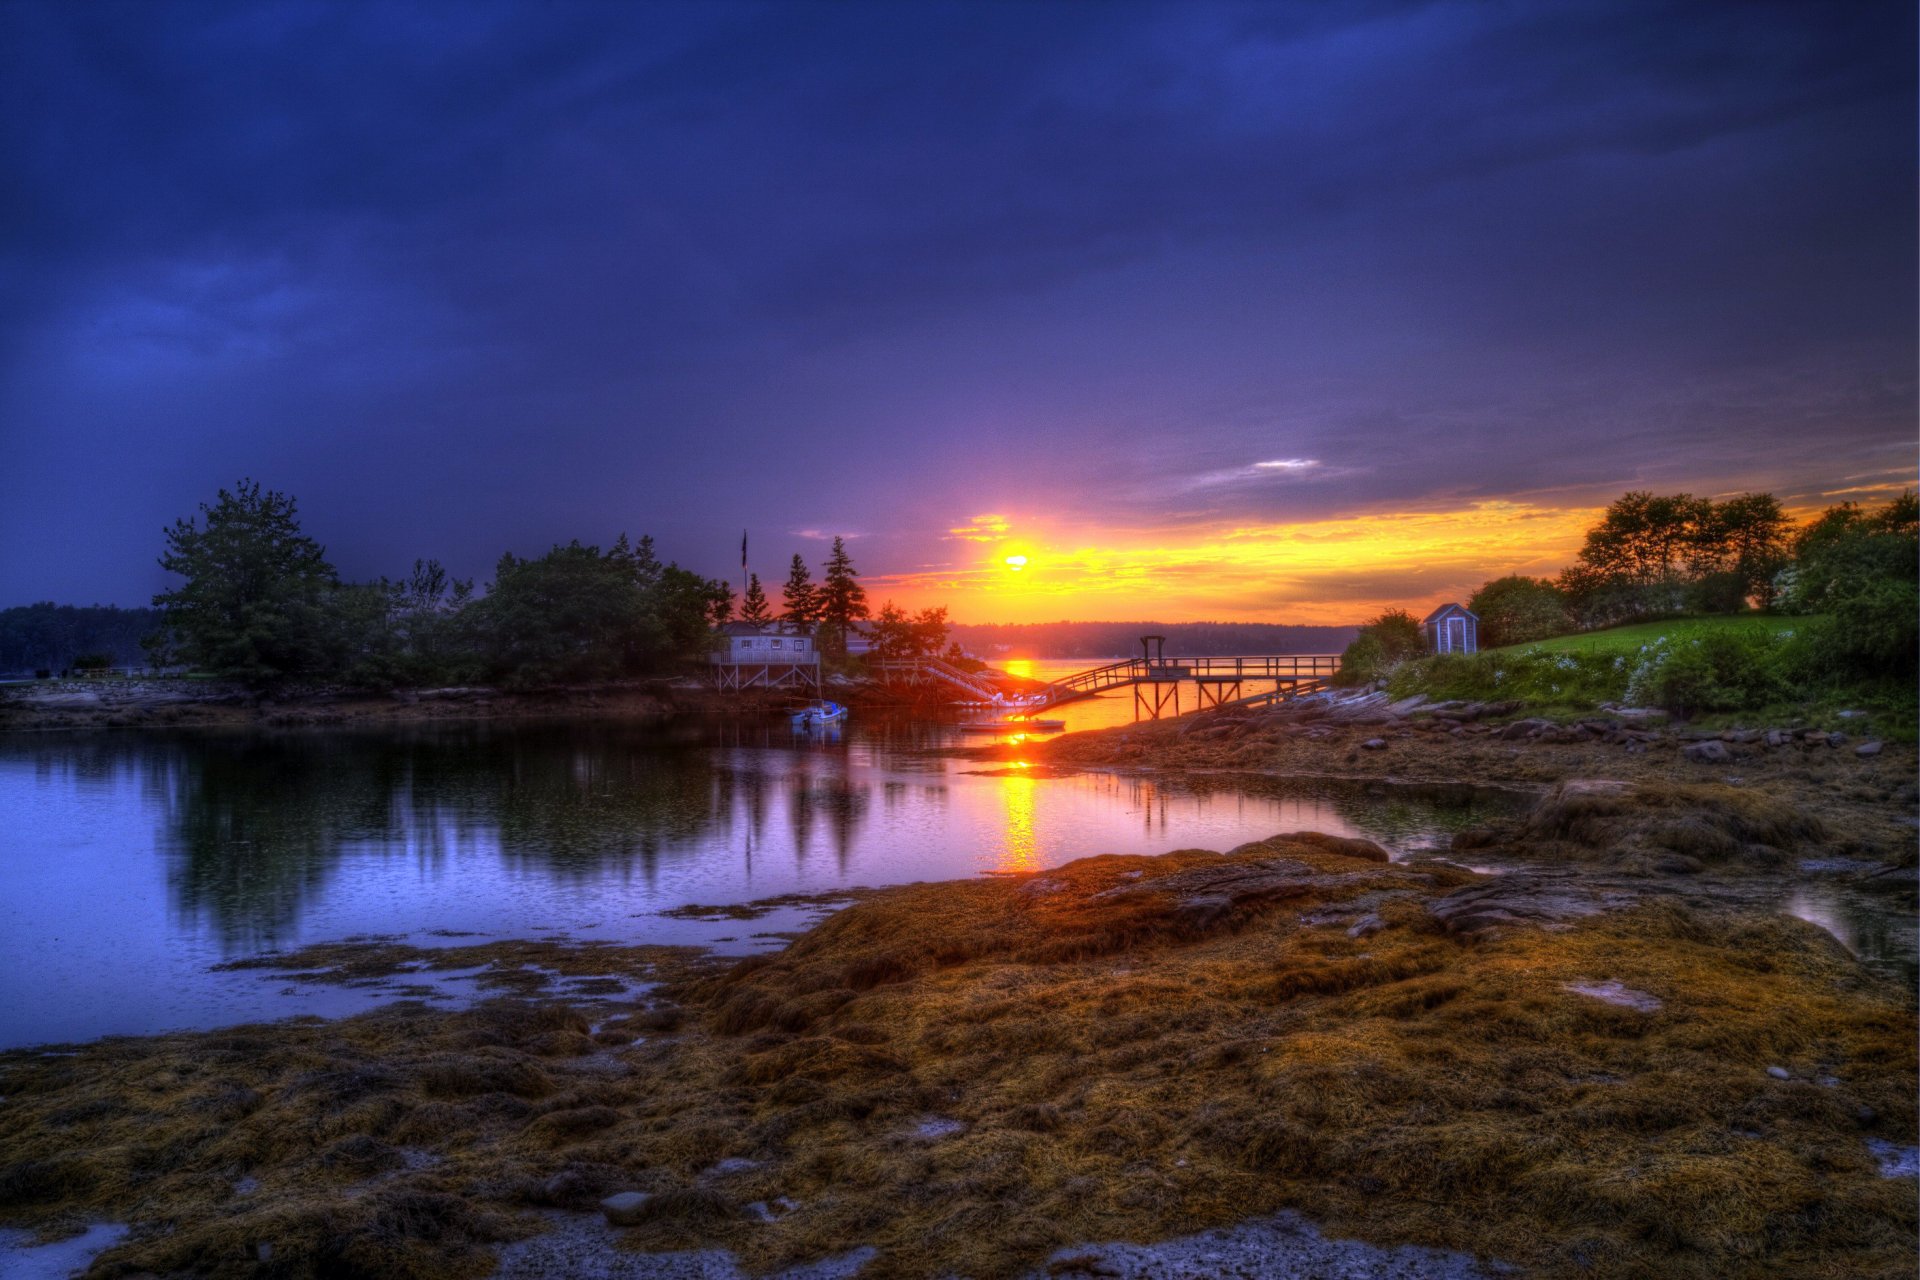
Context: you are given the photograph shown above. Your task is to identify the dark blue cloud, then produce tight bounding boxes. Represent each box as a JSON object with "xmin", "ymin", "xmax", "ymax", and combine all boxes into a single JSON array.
[{"xmin": 0, "ymin": 0, "xmax": 1911, "ymax": 608}]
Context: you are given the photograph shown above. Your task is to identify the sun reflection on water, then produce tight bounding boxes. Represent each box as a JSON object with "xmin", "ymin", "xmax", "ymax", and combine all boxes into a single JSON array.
[{"xmin": 997, "ymin": 771, "xmax": 1040, "ymax": 872}]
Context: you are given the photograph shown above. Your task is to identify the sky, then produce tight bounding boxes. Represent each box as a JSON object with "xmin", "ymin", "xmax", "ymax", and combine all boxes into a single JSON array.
[{"xmin": 1, "ymin": 0, "xmax": 1913, "ymax": 625}]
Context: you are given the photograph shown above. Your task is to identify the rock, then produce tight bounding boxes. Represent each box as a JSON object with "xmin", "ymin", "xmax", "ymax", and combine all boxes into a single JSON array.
[
  {"xmin": 914, "ymin": 1116, "xmax": 966, "ymax": 1140},
  {"xmin": 1564, "ymin": 980, "xmax": 1662, "ymax": 1013},
  {"xmin": 704, "ymin": 1157, "xmax": 763, "ymax": 1179},
  {"xmin": 1092, "ymin": 859, "xmax": 1332, "ymax": 933},
  {"xmin": 1346, "ymin": 913, "xmax": 1386, "ymax": 939},
  {"xmin": 1766, "ymin": 1066, "xmax": 1792, "ymax": 1081},
  {"xmin": 1855, "ymin": 740, "xmax": 1883, "ymax": 757},
  {"xmin": 1498, "ymin": 718, "xmax": 1551, "ymax": 740},
  {"xmin": 1765, "ymin": 729, "xmax": 1790, "ymax": 748},
  {"xmin": 1360, "ymin": 737, "xmax": 1388, "ymax": 751},
  {"xmin": 600, "ymin": 1191, "xmax": 652, "ymax": 1226},
  {"xmin": 1837, "ymin": 709, "xmax": 1869, "ymax": 719},
  {"xmin": 1682, "ymin": 740, "xmax": 1731, "ymax": 764},
  {"xmin": 1613, "ymin": 707, "xmax": 1664, "ymax": 725},
  {"xmin": 1386, "ymin": 695, "xmax": 1427, "ymax": 716},
  {"xmin": 1867, "ymin": 1139, "xmax": 1920, "ymax": 1179},
  {"xmin": 1652, "ymin": 853, "xmax": 1703, "ymax": 875},
  {"xmin": 1827, "ymin": 732, "xmax": 1848, "ymax": 748},
  {"xmin": 1428, "ymin": 875, "xmax": 1617, "ymax": 936}
]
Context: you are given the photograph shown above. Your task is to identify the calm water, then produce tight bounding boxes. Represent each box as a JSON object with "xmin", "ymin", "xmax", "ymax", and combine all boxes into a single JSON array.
[
  {"xmin": 3, "ymin": 715, "xmax": 1907, "ymax": 1050},
  {"xmin": 0, "ymin": 717, "xmax": 1508, "ymax": 1049},
  {"xmin": 988, "ymin": 657, "xmax": 1322, "ymax": 734}
]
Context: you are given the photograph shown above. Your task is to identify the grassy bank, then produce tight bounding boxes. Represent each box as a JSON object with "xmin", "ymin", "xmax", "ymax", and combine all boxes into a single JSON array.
[
  {"xmin": 1, "ymin": 825, "xmax": 1914, "ymax": 1279},
  {"xmin": 1386, "ymin": 615, "xmax": 1913, "ymax": 736},
  {"xmin": 1495, "ymin": 615, "xmax": 1816, "ymax": 656}
]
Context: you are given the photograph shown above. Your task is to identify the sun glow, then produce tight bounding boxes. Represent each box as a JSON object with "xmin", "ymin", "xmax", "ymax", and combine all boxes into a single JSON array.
[{"xmin": 867, "ymin": 499, "xmax": 1611, "ymax": 624}]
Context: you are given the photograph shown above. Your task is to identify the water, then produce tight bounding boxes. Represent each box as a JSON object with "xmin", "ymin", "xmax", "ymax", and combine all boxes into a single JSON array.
[
  {"xmin": 0, "ymin": 718, "xmax": 1508, "ymax": 1049},
  {"xmin": 988, "ymin": 657, "xmax": 1319, "ymax": 734}
]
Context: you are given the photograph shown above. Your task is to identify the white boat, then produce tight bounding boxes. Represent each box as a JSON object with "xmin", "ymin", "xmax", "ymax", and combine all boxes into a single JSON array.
[{"xmin": 790, "ymin": 700, "xmax": 849, "ymax": 727}]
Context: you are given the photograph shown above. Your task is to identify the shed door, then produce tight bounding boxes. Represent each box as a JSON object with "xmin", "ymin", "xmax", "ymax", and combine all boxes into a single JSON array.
[{"xmin": 1448, "ymin": 616, "xmax": 1465, "ymax": 653}]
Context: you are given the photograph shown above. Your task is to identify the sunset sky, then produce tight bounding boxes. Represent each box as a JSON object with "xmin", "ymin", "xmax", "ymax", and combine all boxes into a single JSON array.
[{"xmin": 1, "ymin": 2, "xmax": 1913, "ymax": 624}]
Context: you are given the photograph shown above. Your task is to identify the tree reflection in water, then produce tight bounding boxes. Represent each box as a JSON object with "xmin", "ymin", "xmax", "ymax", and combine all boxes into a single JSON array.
[{"xmin": 137, "ymin": 721, "xmax": 875, "ymax": 951}]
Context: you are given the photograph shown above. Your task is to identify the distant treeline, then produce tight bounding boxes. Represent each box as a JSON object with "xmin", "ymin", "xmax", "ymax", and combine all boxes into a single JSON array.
[
  {"xmin": 0, "ymin": 603, "xmax": 160, "ymax": 675},
  {"xmin": 949, "ymin": 621, "xmax": 1358, "ymax": 660}
]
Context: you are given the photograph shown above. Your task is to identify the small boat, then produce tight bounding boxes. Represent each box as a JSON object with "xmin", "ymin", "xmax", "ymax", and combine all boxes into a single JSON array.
[{"xmin": 790, "ymin": 700, "xmax": 849, "ymax": 727}]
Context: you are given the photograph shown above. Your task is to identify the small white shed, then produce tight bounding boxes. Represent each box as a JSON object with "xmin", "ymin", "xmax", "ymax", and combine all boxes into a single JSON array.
[{"xmin": 1421, "ymin": 603, "xmax": 1479, "ymax": 655}]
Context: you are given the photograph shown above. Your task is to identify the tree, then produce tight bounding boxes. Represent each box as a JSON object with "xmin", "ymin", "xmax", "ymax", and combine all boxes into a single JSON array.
[
  {"xmin": 910, "ymin": 605, "xmax": 950, "ymax": 658},
  {"xmin": 1335, "ymin": 608, "xmax": 1424, "ymax": 685},
  {"xmin": 816, "ymin": 536, "xmax": 869, "ymax": 654},
  {"xmin": 1774, "ymin": 493, "xmax": 1918, "ymax": 680},
  {"xmin": 1702, "ymin": 492, "xmax": 1792, "ymax": 609},
  {"xmin": 473, "ymin": 541, "xmax": 647, "ymax": 685},
  {"xmin": 869, "ymin": 601, "xmax": 914, "ymax": 662},
  {"xmin": 740, "ymin": 574, "xmax": 772, "ymax": 626},
  {"xmin": 781, "ymin": 554, "xmax": 819, "ymax": 630},
  {"xmin": 1467, "ymin": 576, "xmax": 1566, "ymax": 648},
  {"xmin": 152, "ymin": 480, "xmax": 341, "ymax": 686}
]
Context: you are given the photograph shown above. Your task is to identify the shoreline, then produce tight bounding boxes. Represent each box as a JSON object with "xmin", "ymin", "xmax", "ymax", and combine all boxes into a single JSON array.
[{"xmin": 3, "ymin": 698, "xmax": 1915, "ymax": 1278}]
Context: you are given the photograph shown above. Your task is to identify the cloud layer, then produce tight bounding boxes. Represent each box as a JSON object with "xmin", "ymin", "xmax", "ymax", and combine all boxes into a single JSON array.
[{"xmin": 0, "ymin": 1, "xmax": 1911, "ymax": 620}]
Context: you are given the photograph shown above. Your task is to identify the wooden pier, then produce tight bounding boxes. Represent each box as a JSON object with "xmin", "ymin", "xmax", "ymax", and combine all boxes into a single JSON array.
[{"xmin": 876, "ymin": 635, "xmax": 1340, "ymax": 721}]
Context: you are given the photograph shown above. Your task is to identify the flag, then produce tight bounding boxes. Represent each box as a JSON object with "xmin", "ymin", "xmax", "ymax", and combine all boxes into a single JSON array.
[{"xmin": 741, "ymin": 530, "xmax": 748, "ymax": 569}]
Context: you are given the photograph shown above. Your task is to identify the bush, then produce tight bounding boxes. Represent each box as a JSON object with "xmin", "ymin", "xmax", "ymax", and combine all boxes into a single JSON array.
[
  {"xmin": 1828, "ymin": 577, "xmax": 1918, "ymax": 679},
  {"xmin": 1388, "ymin": 648, "xmax": 1627, "ymax": 708},
  {"xmin": 1336, "ymin": 609, "xmax": 1424, "ymax": 685},
  {"xmin": 1622, "ymin": 629, "xmax": 1788, "ymax": 718}
]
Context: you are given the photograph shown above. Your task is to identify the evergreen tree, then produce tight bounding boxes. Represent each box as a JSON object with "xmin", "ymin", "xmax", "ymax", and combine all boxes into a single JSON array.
[
  {"xmin": 781, "ymin": 553, "xmax": 819, "ymax": 629},
  {"xmin": 152, "ymin": 480, "xmax": 341, "ymax": 686},
  {"xmin": 816, "ymin": 535, "xmax": 869, "ymax": 654},
  {"xmin": 740, "ymin": 573, "xmax": 772, "ymax": 626}
]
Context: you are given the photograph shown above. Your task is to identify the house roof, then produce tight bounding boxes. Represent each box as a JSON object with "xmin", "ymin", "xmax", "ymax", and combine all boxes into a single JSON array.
[
  {"xmin": 717, "ymin": 621, "xmax": 776, "ymax": 636},
  {"xmin": 1422, "ymin": 603, "xmax": 1477, "ymax": 624}
]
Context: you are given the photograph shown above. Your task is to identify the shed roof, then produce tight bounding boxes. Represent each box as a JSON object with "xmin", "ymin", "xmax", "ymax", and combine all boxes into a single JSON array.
[{"xmin": 1422, "ymin": 602, "xmax": 1477, "ymax": 624}]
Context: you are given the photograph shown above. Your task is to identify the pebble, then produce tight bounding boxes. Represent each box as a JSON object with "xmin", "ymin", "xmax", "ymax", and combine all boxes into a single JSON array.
[
  {"xmin": 1682, "ymin": 740, "xmax": 1730, "ymax": 763},
  {"xmin": 601, "ymin": 1191, "xmax": 652, "ymax": 1226},
  {"xmin": 1564, "ymin": 980, "xmax": 1662, "ymax": 1013},
  {"xmin": 913, "ymin": 1116, "xmax": 966, "ymax": 1140},
  {"xmin": 1867, "ymin": 1139, "xmax": 1920, "ymax": 1179},
  {"xmin": 1855, "ymin": 740, "xmax": 1883, "ymax": 757},
  {"xmin": 1766, "ymin": 1066, "xmax": 1792, "ymax": 1081},
  {"xmin": 1359, "ymin": 738, "xmax": 1388, "ymax": 751},
  {"xmin": 704, "ymin": 1157, "xmax": 763, "ymax": 1179}
]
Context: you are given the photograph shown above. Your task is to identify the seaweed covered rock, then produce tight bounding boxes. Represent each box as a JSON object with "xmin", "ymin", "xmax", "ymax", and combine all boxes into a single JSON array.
[
  {"xmin": 2, "ymin": 833, "xmax": 1914, "ymax": 1280},
  {"xmin": 1462, "ymin": 778, "xmax": 1833, "ymax": 872}
]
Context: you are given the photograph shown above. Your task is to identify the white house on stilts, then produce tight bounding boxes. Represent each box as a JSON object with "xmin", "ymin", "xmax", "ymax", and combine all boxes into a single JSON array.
[{"xmin": 711, "ymin": 622, "xmax": 821, "ymax": 693}]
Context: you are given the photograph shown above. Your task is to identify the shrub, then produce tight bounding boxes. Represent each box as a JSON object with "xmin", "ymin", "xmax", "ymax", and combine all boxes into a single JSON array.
[
  {"xmin": 1622, "ymin": 629, "xmax": 1787, "ymax": 717},
  {"xmin": 1337, "ymin": 609, "xmax": 1425, "ymax": 685},
  {"xmin": 1828, "ymin": 577, "xmax": 1918, "ymax": 679},
  {"xmin": 1389, "ymin": 647, "xmax": 1626, "ymax": 708}
]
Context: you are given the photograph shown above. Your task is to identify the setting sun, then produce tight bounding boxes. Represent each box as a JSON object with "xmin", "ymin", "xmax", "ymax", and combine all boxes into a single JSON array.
[{"xmin": 1004, "ymin": 554, "xmax": 1029, "ymax": 571}]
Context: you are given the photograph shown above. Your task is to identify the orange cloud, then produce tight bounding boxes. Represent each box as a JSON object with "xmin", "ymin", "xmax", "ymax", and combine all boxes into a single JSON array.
[{"xmin": 869, "ymin": 500, "xmax": 1606, "ymax": 625}]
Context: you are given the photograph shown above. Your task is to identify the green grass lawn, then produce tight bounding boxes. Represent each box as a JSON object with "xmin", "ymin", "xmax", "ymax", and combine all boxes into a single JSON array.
[{"xmin": 1492, "ymin": 614, "xmax": 1824, "ymax": 657}]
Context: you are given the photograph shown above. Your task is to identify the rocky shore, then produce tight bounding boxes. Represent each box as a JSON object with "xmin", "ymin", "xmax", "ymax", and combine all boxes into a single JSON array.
[
  {"xmin": 2, "ymin": 822, "xmax": 1915, "ymax": 1278},
  {"xmin": 0, "ymin": 678, "xmax": 815, "ymax": 734},
  {"xmin": 1012, "ymin": 689, "xmax": 1918, "ymax": 878},
  {"xmin": 2, "ymin": 691, "xmax": 1914, "ymax": 1278}
]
